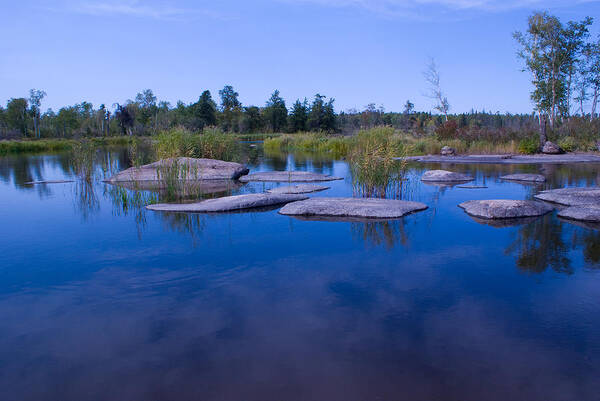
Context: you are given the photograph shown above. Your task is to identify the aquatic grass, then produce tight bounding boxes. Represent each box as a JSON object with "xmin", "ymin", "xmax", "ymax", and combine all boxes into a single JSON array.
[
  {"xmin": 349, "ymin": 127, "xmax": 408, "ymax": 198},
  {"xmin": 0, "ymin": 139, "xmax": 74, "ymax": 155},
  {"xmin": 70, "ymin": 140, "xmax": 97, "ymax": 182},
  {"xmin": 0, "ymin": 136, "xmax": 140, "ymax": 155},
  {"xmin": 155, "ymin": 127, "xmax": 240, "ymax": 161}
]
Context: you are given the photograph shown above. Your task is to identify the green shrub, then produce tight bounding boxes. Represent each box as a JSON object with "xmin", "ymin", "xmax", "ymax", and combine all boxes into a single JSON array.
[
  {"xmin": 518, "ymin": 138, "xmax": 539, "ymax": 154},
  {"xmin": 557, "ymin": 136, "xmax": 576, "ymax": 152}
]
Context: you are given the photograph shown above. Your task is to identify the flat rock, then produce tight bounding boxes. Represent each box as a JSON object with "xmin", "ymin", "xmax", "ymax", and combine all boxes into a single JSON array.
[
  {"xmin": 279, "ymin": 197, "xmax": 428, "ymax": 219},
  {"xmin": 459, "ymin": 199, "xmax": 553, "ymax": 219},
  {"xmin": 397, "ymin": 154, "xmax": 600, "ymax": 164},
  {"xmin": 421, "ymin": 170, "xmax": 474, "ymax": 182},
  {"xmin": 106, "ymin": 157, "xmax": 249, "ymax": 183},
  {"xmin": 534, "ymin": 187, "xmax": 600, "ymax": 206},
  {"xmin": 266, "ymin": 184, "xmax": 329, "ymax": 194},
  {"xmin": 147, "ymin": 193, "xmax": 307, "ymax": 213},
  {"xmin": 500, "ymin": 173, "xmax": 546, "ymax": 183},
  {"xmin": 239, "ymin": 171, "xmax": 342, "ymax": 183},
  {"xmin": 557, "ymin": 205, "xmax": 600, "ymax": 222}
]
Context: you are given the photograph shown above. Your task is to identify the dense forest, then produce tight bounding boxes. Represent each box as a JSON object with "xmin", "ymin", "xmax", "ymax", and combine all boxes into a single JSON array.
[{"xmin": 1, "ymin": 11, "xmax": 599, "ymax": 147}]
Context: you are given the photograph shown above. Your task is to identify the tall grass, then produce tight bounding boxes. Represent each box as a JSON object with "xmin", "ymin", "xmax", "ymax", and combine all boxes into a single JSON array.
[
  {"xmin": 155, "ymin": 127, "xmax": 239, "ymax": 161},
  {"xmin": 70, "ymin": 140, "xmax": 97, "ymax": 182},
  {"xmin": 0, "ymin": 136, "xmax": 138, "ymax": 155},
  {"xmin": 349, "ymin": 127, "xmax": 408, "ymax": 198},
  {"xmin": 264, "ymin": 132, "xmax": 349, "ymax": 157}
]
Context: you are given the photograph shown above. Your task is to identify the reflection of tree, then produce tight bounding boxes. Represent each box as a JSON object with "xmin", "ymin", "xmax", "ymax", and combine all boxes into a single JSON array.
[
  {"xmin": 582, "ymin": 231, "xmax": 600, "ymax": 266},
  {"xmin": 159, "ymin": 213, "xmax": 207, "ymax": 245},
  {"xmin": 74, "ymin": 181, "xmax": 99, "ymax": 221},
  {"xmin": 505, "ymin": 215, "xmax": 572, "ymax": 274},
  {"xmin": 351, "ymin": 220, "xmax": 408, "ymax": 249}
]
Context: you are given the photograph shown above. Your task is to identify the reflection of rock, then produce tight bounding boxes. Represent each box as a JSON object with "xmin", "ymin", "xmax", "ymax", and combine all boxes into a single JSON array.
[
  {"xmin": 421, "ymin": 170, "xmax": 474, "ymax": 183},
  {"xmin": 106, "ymin": 157, "xmax": 249, "ymax": 182},
  {"xmin": 266, "ymin": 184, "xmax": 329, "ymax": 194},
  {"xmin": 500, "ymin": 174, "xmax": 546, "ymax": 183},
  {"xmin": 279, "ymin": 197, "xmax": 428, "ymax": 219},
  {"xmin": 457, "ymin": 185, "xmax": 488, "ymax": 189},
  {"xmin": 147, "ymin": 193, "xmax": 307, "ymax": 213},
  {"xmin": 239, "ymin": 171, "xmax": 342, "ymax": 182},
  {"xmin": 557, "ymin": 217, "xmax": 600, "ymax": 231},
  {"xmin": 467, "ymin": 215, "xmax": 541, "ymax": 228},
  {"xmin": 24, "ymin": 180, "xmax": 74, "ymax": 185},
  {"xmin": 459, "ymin": 200, "xmax": 553, "ymax": 219},
  {"xmin": 534, "ymin": 187, "xmax": 600, "ymax": 206},
  {"xmin": 110, "ymin": 179, "xmax": 243, "ymax": 195},
  {"xmin": 542, "ymin": 141, "xmax": 562, "ymax": 154},
  {"xmin": 440, "ymin": 146, "xmax": 456, "ymax": 156},
  {"xmin": 557, "ymin": 205, "xmax": 600, "ymax": 223}
]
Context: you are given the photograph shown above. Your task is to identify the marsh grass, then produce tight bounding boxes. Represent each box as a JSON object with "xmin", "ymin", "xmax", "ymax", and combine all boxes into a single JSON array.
[
  {"xmin": 155, "ymin": 127, "xmax": 240, "ymax": 161},
  {"xmin": 70, "ymin": 140, "xmax": 97, "ymax": 182},
  {"xmin": 0, "ymin": 137, "xmax": 137, "ymax": 155},
  {"xmin": 155, "ymin": 158, "xmax": 206, "ymax": 202},
  {"xmin": 349, "ymin": 127, "xmax": 408, "ymax": 198}
]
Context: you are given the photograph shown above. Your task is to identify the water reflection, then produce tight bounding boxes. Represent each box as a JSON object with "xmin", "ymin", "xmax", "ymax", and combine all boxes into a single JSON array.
[
  {"xmin": 3, "ymin": 146, "xmax": 600, "ymax": 400},
  {"xmin": 505, "ymin": 215, "xmax": 572, "ymax": 274},
  {"xmin": 351, "ymin": 220, "xmax": 408, "ymax": 249}
]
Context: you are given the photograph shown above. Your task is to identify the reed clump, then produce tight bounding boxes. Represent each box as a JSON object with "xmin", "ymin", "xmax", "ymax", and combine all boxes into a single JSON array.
[
  {"xmin": 155, "ymin": 127, "xmax": 239, "ymax": 161},
  {"xmin": 348, "ymin": 127, "xmax": 407, "ymax": 198}
]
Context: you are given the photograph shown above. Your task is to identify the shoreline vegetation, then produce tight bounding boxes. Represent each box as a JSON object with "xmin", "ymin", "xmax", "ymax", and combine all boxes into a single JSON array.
[
  {"xmin": 2, "ymin": 125, "xmax": 599, "ymax": 158},
  {"xmin": 2, "ymin": 11, "xmax": 599, "ymax": 157}
]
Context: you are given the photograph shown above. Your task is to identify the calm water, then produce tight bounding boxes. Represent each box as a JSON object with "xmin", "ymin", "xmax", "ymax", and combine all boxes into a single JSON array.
[{"xmin": 1, "ymin": 146, "xmax": 600, "ymax": 401}]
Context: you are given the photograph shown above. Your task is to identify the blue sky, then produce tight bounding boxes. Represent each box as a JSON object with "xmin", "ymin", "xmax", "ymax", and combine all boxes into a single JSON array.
[{"xmin": 1, "ymin": 0, "xmax": 599, "ymax": 114}]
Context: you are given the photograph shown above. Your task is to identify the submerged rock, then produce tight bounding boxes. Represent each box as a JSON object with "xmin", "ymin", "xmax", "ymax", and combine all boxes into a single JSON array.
[
  {"xmin": 557, "ymin": 205, "xmax": 600, "ymax": 223},
  {"xmin": 106, "ymin": 157, "xmax": 249, "ymax": 183},
  {"xmin": 542, "ymin": 141, "xmax": 563, "ymax": 154},
  {"xmin": 441, "ymin": 146, "xmax": 456, "ymax": 156},
  {"xmin": 421, "ymin": 170, "xmax": 474, "ymax": 183},
  {"xmin": 459, "ymin": 199, "xmax": 553, "ymax": 219},
  {"xmin": 279, "ymin": 197, "xmax": 428, "ymax": 219},
  {"xmin": 534, "ymin": 187, "xmax": 600, "ymax": 206},
  {"xmin": 239, "ymin": 171, "xmax": 342, "ymax": 183},
  {"xmin": 266, "ymin": 184, "xmax": 329, "ymax": 194},
  {"xmin": 146, "ymin": 193, "xmax": 307, "ymax": 213},
  {"xmin": 500, "ymin": 173, "xmax": 546, "ymax": 183}
]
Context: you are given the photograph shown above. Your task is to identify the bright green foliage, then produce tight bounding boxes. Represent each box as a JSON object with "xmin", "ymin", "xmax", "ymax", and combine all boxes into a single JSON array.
[
  {"xmin": 557, "ymin": 136, "xmax": 577, "ymax": 152},
  {"xmin": 518, "ymin": 138, "xmax": 540, "ymax": 154}
]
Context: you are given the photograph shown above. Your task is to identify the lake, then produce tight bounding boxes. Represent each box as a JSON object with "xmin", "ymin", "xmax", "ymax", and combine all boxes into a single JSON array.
[{"xmin": 1, "ymin": 145, "xmax": 599, "ymax": 401}]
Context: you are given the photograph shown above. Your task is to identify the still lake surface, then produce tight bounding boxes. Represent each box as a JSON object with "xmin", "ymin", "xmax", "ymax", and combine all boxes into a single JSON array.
[{"xmin": 1, "ymin": 144, "xmax": 599, "ymax": 401}]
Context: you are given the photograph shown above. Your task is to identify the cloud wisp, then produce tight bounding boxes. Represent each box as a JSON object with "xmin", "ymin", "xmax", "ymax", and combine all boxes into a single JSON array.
[
  {"xmin": 282, "ymin": 0, "xmax": 600, "ymax": 18},
  {"xmin": 71, "ymin": 0, "xmax": 224, "ymax": 21}
]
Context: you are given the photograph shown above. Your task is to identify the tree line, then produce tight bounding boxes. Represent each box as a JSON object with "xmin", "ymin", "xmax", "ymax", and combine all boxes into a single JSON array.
[
  {"xmin": 1, "ymin": 10, "xmax": 598, "ymax": 143},
  {"xmin": 0, "ymin": 86, "xmax": 337, "ymax": 138}
]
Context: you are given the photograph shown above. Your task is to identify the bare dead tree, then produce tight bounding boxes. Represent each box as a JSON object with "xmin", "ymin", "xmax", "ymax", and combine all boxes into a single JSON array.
[{"xmin": 423, "ymin": 58, "xmax": 450, "ymax": 121}]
